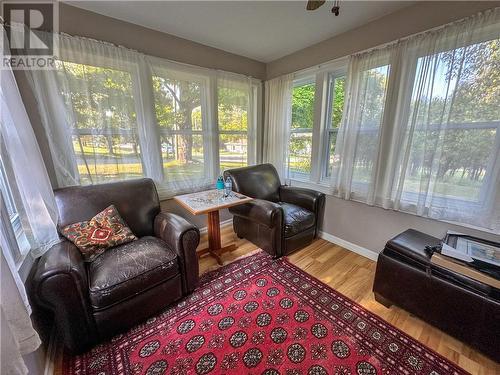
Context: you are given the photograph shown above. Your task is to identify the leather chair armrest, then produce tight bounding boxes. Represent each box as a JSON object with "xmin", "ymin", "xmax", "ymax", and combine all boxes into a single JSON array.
[
  {"xmin": 28, "ymin": 240, "xmax": 97, "ymax": 353},
  {"xmin": 279, "ymin": 186, "xmax": 325, "ymax": 213},
  {"xmin": 229, "ymin": 199, "xmax": 284, "ymax": 228},
  {"xmin": 154, "ymin": 212, "xmax": 200, "ymax": 293}
]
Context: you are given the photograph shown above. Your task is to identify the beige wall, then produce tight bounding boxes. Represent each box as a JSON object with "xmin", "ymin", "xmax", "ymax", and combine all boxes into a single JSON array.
[
  {"xmin": 322, "ymin": 196, "xmax": 499, "ymax": 254},
  {"xmin": 60, "ymin": 3, "xmax": 265, "ymax": 79},
  {"xmin": 266, "ymin": 1, "xmax": 500, "ymax": 79}
]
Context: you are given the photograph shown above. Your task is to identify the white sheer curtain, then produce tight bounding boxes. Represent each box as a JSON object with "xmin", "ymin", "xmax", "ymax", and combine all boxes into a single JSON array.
[
  {"xmin": 0, "ymin": 35, "xmax": 52, "ymax": 375},
  {"xmin": 263, "ymin": 74, "xmax": 293, "ymax": 180},
  {"xmin": 331, "ymin": 8, "xmax": 500, "ymax": 231},
  {"xmin": 27, "ymin": 32, "xmax": 261, "ymax": 198},
  {"xmin": 330, "ymin": 48, "xmax": 392, "ymax": 203},
  {"xmin": 27, "ymin": 32, "xmax": 163, "ymax": 188},
  {"xmin": 1, "ymin": 223, "xmax": 42, "ymax": 375},
  {"xmin": 217, "ymin": 72, "xmax": 259, "ymax": 170},
  {"xmin": 1, "ymin": 44, "xmax": 59, "ymax": 257},
  {"xmin": 147, "ymin": 58, "xmax": 214, "ymax": 195},
  {"xmin": 389, "ymin": 8, "xmax": 500, "ymax": 230}
]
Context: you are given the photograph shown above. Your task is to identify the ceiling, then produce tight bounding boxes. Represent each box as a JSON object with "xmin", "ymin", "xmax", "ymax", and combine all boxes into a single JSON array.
[{"xmin": 66, "ymin": 1, "xmax": 415, "ymax": 63}]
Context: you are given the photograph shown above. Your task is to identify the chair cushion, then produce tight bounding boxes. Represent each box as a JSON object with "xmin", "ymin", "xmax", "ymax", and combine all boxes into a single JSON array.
[
  {"xmin": 278, "ymin": 202, "xmax": 315, "ymax": 237},
  {"xmin": 89, "ymin": 236, "xmax": 179, "ymax": 310}
]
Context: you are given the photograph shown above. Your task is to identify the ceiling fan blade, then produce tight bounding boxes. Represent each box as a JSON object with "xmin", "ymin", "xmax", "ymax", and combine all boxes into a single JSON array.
[{"xmin": 306, "ymin": 0, "xmax": 326, "ymax": 11}]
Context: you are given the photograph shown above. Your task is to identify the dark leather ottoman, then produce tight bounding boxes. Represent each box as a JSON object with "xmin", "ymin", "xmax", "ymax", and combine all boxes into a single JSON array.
[{"xmin": 373, "ymin": 229, "xmax": 500, "ymax": 361}]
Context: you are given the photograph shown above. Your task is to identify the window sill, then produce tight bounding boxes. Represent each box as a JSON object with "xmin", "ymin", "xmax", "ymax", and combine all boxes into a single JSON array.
[
  {"xmin": 156, "ymin": 182, "xmax": 216, "ymax": 200},
  {"xmin": 287, "ymin": 179, "xmax": 331, "ymax": 194},
  {"xmin": 286, "ymin": 179, "xmax": 498, "ymax": 236}
]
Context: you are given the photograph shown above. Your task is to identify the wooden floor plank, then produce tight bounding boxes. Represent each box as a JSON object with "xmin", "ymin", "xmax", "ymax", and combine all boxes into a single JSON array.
[{"xmin": 198, "ymin": 229, "xmax": 500, "ymax": 373}]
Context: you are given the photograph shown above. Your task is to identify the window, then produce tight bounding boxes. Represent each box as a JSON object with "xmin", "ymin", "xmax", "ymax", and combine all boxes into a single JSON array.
[
  {"xmin": 288, "ymin": 78, "xmax": 315, "ymax": 180},
  {"xmin": 30, "ymin": 35, "xmax": 262, "ymax": 198},
  {"xmin": 351, "ymin": 64, "xmax": 390, "ymax": 192},
  {"xmin": 218, "ymin": 82, "xmax": 252, "ymax": 171},
  {"xmin": 58, "ymin": 61, "xmax": 143, "ymax": 185},
  {"xmin": 0, "ymin": 157, "xmax": 20, "ymax": 235},
  {"xmin": 400, "ymin": 38, "xmax": 500, "ymax": 207},
  {"xmin": 0, "ymin": 156, "xmax": 28, "ymax": 261},
  {"xmin": 324, "ymin": 74, "xmax": 346, "ymax": 178},
  {"xmin": 281, "ymin": 11, "xmax": 499, "ymax": 230},
  {"xmin": 153, "ymin": 69, "xmax": 208, "ymax": 183}
]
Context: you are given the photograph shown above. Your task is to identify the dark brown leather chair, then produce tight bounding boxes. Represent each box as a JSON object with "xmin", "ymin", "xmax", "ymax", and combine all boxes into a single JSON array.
[
  {"xmin": 27, "ymin": 178, "xmax": 200, "ymax": 353},
  {"xmin": 224, "ymin": 164, "xmax": 325, "ymax": 258}
]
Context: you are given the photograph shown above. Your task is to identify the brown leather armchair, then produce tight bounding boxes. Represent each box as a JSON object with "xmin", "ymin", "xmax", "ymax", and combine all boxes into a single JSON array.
[
  {"xmin": 27, "ymin": 179, "xmax": 200, "ymax": 353},
  {"xmin": 224, "ymin": 164, "xmax": 325, "ymax": 258}
]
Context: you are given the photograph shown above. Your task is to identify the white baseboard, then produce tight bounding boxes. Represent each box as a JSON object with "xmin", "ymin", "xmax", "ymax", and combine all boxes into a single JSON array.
[
  {"xmin": 319, "ymin": 231, "xmax": 379, "ymax": 261},
  {"xmin": 198, "ymin": 218, "xmax": 233, "ymax": 234},
  {"xmin": 198, "ymin": 221, "xmax": 378, "ymax": 262}
]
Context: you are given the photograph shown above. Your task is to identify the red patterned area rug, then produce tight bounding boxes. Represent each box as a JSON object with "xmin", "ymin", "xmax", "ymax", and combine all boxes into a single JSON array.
[{"xmin": 62, "ymin": 251, "xmax": 468, "ymax": 375}]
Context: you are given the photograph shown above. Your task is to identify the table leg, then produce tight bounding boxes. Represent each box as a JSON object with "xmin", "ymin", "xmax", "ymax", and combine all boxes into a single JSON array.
[{"xmin": 198, "ymin": 210, "xmax": 236, "ymax": 265}]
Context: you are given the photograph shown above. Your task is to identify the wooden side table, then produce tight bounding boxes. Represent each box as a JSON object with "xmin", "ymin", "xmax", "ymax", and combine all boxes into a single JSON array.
[{"xmin": 174, "ymin": 189, "xmax": 252, "ymax": 265}]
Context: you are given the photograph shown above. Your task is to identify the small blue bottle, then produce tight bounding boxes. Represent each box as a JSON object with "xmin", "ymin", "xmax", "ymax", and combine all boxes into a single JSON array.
[{"xmin": 216, "ymin": 176, "xmax": 224, "ymax": 198}]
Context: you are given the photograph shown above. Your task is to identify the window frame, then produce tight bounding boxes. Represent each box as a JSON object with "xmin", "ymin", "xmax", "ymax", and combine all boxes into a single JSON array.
[
  {"xmin": 287, "ymin": 75, "xmax": 317, "ymax": 181},
  {"xmin": 391, "ymin": 31, "xmax": 500, "ymax": 211},
  {"xmin": 151, "ymin": 65, "xmax": 213, "ymax": 187},
  {"xmin": 322, "ymin": 70, "xmax": 347, "ymax": 181},
  {"xmin": 284, "ymin": 25, "xmax": 499, "ymax": 231},
  {"xmin": 217, "ymin": 79, "xmax": 259, "ymax": 172},
  {"xmin": 287, "ymin": 59, "xmax": 349, "ymax": 185},
  {"xmin": 57, "ymin": 56, "xmax": 148, "ymax": 185},
  {"xmin": 53, "ymin": 50, "xmax": 262, "ymax": 198},
  {"xmin": 0, "ymin": 156, "xmax": 30, "ymax": 264},
  {"xmin": 293, "ymin": 52, "xmax": 394, "ymax": 199},
  {"xmin": 0, "ymin": 157, "xmax": 21, "ymax": 236}
]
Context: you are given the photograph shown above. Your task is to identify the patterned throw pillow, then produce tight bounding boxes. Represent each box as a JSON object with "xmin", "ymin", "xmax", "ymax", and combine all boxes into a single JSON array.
[{"xmin": 61, "ymin": 205, "xmax": 137, "ymax": 262}]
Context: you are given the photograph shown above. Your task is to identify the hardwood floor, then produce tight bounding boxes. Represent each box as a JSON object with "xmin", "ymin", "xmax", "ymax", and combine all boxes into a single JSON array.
[{"xmin": 198, "ymin": 225, "xmax": 500, "ymax": 375}]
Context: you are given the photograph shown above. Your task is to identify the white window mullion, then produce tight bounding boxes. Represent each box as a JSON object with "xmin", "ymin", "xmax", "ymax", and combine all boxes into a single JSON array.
[
  {"xmin": 247, "ymin": 83, "xmax": 259, "ymax": 165},
  {"xmin": 310, "ymin": 72, "xmax": 328, "ymax": 184},
  {"xmin": 0, "ymin": 193, "xmax": 25, "ymax": 265},
  {"xmin": 478, "ymin": 125, "xmax": 500, "ymax": 209},
  {"xmin": 0, "ymin": 156, "xmax": 30, "ymax": 263},
  {"xmin": 216, "ymin": 75, "xmax": 256, "ymax": 172},
  {"xmin": 288, "ymin": 76, "xmax": 316, "ymax": 181},
  {"xmin": 208, "ymin": 75, "xmax": 221, "ymax": 177},
  {"xmin": 254, "ymin": 83, "xmax": 263, "ymax": 165},
  {"xmin": 199, "ymin": 76, "xmax": 214, "ymax": 182}
]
